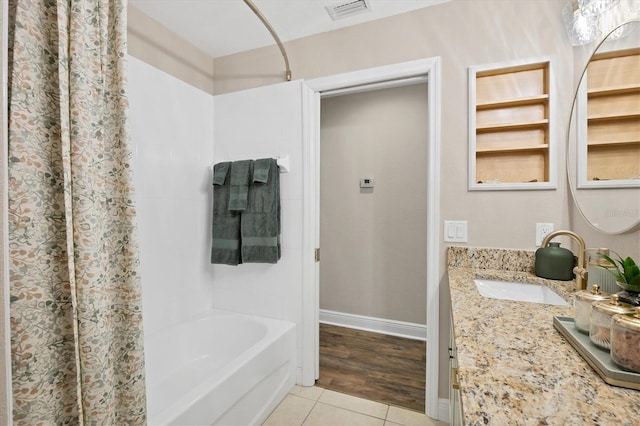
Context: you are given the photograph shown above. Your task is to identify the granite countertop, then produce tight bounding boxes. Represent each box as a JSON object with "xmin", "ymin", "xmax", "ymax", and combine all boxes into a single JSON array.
[{"xmin": 447, "ymin": 247, "xmax": 640, "ymax": 425}]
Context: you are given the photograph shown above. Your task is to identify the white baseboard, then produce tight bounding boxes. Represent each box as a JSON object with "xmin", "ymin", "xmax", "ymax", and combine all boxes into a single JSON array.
[{"xmin": 319, "ymin": 309, "xmax": 427, "ymax": 341}]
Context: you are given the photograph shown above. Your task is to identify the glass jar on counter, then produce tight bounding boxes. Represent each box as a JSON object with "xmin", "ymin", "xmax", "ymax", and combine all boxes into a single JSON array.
[
  {"xmin": 611, "ymin": 307, "xmax": 640, "ymax": 373},
  {"xmin": 590, "ymin": 294, "xmax": 635, "ymax": 350},
  {"xmin": 574, "ymin": 284, "xmax": 610, "ymax": 334},
  {"xmin": 585, "ymin": 248, "xmax": 618, "ymax": 295}
]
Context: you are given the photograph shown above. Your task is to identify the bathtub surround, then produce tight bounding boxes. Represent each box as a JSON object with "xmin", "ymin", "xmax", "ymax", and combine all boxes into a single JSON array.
[
  {"xmin": 127, "ymin": 56, "xmax": 215, "ymax": 336},
  {"xmin": 128, "ymin": 57, "xmax": 297, "ymax": 421},
  {"xmin": 7, "ymin": 0, "xmax": 146, "ymax": 424},
  {"xmin": 128, "ymin": 54, "xmax": 222, "ymax": 420},
  {"xmin": 212, "ymin": 81, "xmax": 308, "ymax": 381}
]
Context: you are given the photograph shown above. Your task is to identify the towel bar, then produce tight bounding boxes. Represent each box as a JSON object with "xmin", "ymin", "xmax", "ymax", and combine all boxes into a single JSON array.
[{"xmin": 277, "ymin": 156, "xmax": 289, "ymax": 173}]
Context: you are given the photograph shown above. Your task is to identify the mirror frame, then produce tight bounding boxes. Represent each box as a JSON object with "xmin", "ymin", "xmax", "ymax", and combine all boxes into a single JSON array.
[{"xmin": 566, "ymin": 18, "xmax": 640, "ymax": 235}]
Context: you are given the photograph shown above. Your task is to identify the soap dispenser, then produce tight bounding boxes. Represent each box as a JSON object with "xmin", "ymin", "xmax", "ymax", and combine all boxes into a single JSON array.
[{"xmin": 535, "ymin": 242, "xmax": 575, "ymax": 281}]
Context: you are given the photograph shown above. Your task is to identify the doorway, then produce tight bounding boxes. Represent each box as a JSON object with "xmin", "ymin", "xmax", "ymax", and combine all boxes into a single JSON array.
[
  {"xmin": 316, "ymin": 83, "xmax": 428, "ymax": 411},
  {"xmin": 301, "ymin": 57, "xmax": 442, "ymax": 419}
]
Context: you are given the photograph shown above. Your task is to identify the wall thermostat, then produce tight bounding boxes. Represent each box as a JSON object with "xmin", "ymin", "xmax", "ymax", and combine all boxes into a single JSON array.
[{"xmin": 360, "ymin": 177, "xmax": 374, "ymax": 188}]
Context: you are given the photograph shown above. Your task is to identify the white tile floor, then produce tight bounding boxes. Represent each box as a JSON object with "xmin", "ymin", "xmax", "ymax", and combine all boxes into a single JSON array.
[{"xmin": 263, "ymin": 386, "xmax": 447, "ymax": 426}]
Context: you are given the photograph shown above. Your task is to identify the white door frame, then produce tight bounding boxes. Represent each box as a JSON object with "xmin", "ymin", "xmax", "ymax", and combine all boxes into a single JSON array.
[{"xmin": 300, "ymin": 56, "xmax": 442, "ymax": 419}]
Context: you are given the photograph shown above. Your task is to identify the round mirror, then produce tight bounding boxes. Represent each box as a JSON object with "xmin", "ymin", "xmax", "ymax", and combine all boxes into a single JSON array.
[{"xmin": 567, "ymin": 19, "xmax": 640, "ymax": 234}]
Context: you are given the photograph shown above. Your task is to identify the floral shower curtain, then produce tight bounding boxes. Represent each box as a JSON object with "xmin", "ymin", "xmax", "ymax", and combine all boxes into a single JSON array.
[{"xmin": 7, "ymin": 0, "xmax": 146, "ymax": 424}]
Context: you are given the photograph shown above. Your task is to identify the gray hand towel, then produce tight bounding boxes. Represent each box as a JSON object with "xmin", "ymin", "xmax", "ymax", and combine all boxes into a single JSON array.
[
  {"xmin": 213, "ymin": 161, "xmax": 230, "ymax": 185},
  {"xmin": 241, "ymin": 158, "xmax": 281, "ymax": 263},
  {"xmin": 211, "ymin": 162, "xmax": 241, "ymax": 265},
  {"xmin": 229, "ymin": 160, "xmax": 252, "ymax": 211}
]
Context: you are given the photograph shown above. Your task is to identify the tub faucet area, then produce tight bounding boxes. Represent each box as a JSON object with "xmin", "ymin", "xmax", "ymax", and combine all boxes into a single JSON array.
[{"xmin": 541, "ymin": 230, "xmax": 588, "ymax": 291}]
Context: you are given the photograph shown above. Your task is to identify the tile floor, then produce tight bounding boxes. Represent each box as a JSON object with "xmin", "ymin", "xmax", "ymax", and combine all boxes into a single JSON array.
[{"xmin": 263, "ymin": 386, "xmax": 447, "ymax": 426}]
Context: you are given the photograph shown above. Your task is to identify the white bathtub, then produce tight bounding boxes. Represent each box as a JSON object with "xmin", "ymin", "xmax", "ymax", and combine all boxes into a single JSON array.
[{"xmin": 144, "ymin": 309, "xmax": 296, "ymax": 425}]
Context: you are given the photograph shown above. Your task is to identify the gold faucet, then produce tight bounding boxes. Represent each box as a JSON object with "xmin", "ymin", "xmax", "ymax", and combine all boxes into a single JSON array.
[{"xmin": 541, "ymin": 230, "xmax": 588, "ymax": 291}]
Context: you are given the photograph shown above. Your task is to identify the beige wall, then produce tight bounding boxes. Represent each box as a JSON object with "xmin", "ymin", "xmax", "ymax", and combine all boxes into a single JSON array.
[
  {"xmin": 213, "ymin": 0, "xmax": 640, "ymax": 399},
  {"xmin": 127, "ymin": 5, "xmax": 214, "ymax": 94},
  {"xmin": 213, "ymin": 0, "xmax": 575, "ymax": 247},
  {"xmin": 211, "ymin": 0, "xmax": 638, "ymax": 251},
  {"xmin": 320, "ymin": 84, "xmax": 428, "ymax": 325},
  {"xmin": 1, "ymin": 0, "xmax": 11, "ymax": 422}
]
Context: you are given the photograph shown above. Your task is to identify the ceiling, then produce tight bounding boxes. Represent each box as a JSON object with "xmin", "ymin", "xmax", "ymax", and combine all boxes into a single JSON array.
[{"xmin": 129, "ymin": 0, "xmax": 449, "ymax": 58}]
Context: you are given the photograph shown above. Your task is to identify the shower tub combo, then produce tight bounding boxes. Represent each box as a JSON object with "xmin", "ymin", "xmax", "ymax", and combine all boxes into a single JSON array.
[{"xmin": 145, "ymin": 309, "xmax": 296, "ymax": 425}]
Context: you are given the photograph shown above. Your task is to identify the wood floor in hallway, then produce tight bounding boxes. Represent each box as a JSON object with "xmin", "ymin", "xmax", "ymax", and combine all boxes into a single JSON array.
[{"xmin": 317, "ymin": 323, "xmax": 427, "ymax": 413}]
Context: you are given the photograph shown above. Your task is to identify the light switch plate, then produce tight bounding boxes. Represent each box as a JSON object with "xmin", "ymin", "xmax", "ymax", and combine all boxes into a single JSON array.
[{"xmin": 444, "ymin": 220, "xmax": 468, "ymax": 243}]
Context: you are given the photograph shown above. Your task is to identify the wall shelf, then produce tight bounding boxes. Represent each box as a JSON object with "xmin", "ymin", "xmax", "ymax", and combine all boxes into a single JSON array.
[
  {"xmin": 468, "ymin": 58, "xmax": 555, "ymax": 190},
  {"xmin": 577, "ymin": 47, "xmax": 640, "ymax": 187},
  {"xmin": 476, "ymin": 119, "xmax": 548, "ymax": 133},
  {"xmin": 476, "ymin": 144, "xmax": 549, "ymax": 154},
  {"xmin": 587, "ymin": 113, "xmax": 640, "ymax": 123},
  {"xmin": 476, "ymin": 94, "xmax": 549, "ymax": 110},
  {"xmin": 588, "ymin": 84, "xmax": 640, "ymax": 98},
  {"xmin": 587, "ymin": 140, "xmax": 640, "ymax": 148}
]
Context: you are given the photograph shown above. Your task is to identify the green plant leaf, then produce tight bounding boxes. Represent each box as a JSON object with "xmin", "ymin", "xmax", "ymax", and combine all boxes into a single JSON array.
[
  {"xmin": 622, "ymin": 256, "xmax": 637, "ymax": 269},
  {"xmin": 598, "ymin": 254, "xmax": 638, "ymax": 284},
  {"xmin": 600, "ymin": 254, "xmax": 618, "ymax": 268}
]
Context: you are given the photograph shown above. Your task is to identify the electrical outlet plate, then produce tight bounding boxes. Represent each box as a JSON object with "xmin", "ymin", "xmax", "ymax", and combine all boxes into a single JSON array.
[
  {"xmin": 359, "ymin": 177, "xmax": 374, "ymax": 188},
  {"xmin": 536, "ymin": 223, "xmax": 554, "ymax": 246}
]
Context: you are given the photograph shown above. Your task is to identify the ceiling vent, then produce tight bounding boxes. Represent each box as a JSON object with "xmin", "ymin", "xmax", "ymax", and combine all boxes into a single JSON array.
[{"xmin": 325, "ymin": 0, "xmax": 372, "ymax": 20}]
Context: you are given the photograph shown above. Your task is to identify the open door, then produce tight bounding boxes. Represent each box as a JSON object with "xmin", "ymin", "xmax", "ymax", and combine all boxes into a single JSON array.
[{"xmin": 305, "ymin": 57, "xmax": 442, "ymax": 419}]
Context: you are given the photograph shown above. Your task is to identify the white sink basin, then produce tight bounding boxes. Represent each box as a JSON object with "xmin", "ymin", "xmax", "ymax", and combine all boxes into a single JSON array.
[{"xmin": 474, "ymin": 279, "xmax": 569, "ymax": 306}]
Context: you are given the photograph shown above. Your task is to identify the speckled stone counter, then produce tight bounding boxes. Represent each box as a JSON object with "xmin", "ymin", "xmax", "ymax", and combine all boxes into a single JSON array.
[{"xmin": 448, "ymin": 246, "xmax": 640, "ymax": 426}]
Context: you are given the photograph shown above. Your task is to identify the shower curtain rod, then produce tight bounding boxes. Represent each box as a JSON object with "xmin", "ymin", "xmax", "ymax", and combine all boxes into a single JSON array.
[{"xmin": 242, "ymin": 0, "xmax": 292, "ymax": 81}]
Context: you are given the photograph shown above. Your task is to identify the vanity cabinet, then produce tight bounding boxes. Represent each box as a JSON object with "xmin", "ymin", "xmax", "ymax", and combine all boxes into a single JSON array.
[
  {"xmin": 468, "ymin": 59, "xmax": 555, "ymax": 190},
  {"xmin": 578, "ymin": 47, "xmax": 640, "ymax": 186},
  {"xmin": 449, "ymin": 316, "xmax": 463, "ymax": 425}
]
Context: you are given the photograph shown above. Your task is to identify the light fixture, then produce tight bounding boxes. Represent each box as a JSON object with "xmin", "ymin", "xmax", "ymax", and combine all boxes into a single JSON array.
[
  {"xmin": 563, "ymin": 0, "xmax": 633, "ymax": 46},
  {"xmin": 563, "ymin": 0, "xmax": 601, "ymax": 45},
  {"xmin": 578, "ymin": 0, "xmax": 620, "ymax": 16}
]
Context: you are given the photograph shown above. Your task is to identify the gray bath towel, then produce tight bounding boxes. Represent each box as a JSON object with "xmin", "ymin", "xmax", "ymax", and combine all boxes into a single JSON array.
[
  {"xmin": 229, "ymin": 160, "xmax": 252, "ymax": 211},
  {"xmin": 211, "ymin": 162, "xmax": 241, "ymax": 265},
  {"xmin": 241, "ymin": 158, "xmax": 281, "ymax": 263}
]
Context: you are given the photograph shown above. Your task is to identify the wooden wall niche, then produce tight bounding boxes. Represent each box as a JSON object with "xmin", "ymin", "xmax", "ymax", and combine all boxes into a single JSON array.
[
  {"xmin": 577, "ymin": 47, "xmax": 640, "ymax": 188},
  {"xmin": 468, "ymin": 58, "xmax": 556, "ymax": 190}
]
